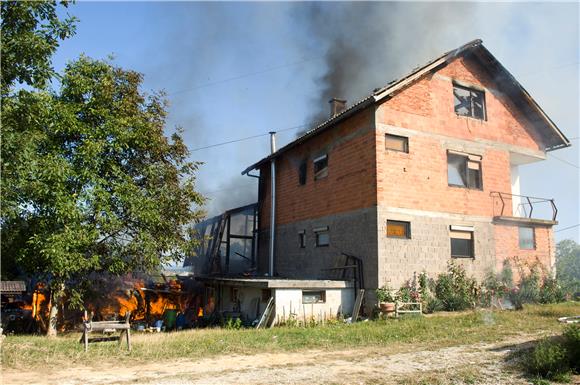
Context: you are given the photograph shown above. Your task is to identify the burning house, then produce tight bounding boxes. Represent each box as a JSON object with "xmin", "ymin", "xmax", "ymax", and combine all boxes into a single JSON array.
[{"xmin": 191, "ymin": 39, "xmax": 570, "ymax": 320}]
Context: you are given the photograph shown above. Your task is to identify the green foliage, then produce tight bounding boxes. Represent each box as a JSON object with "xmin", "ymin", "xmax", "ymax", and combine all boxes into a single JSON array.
[
  {"xmin": 224, "ymin": 317, "xmax": 243, "ymax": 330},
  {"xmin": 2, "ymin": 56, "xmax": 205, "ymax": 291},
  {"xmin": 539, "ymin": 276, "xmax": 565, "ymax": 304},
  {"xmin": 375, "ymin": 285, "xmax": 395, "ymax": 303},
  {"xmin": 563, "ymin": 324, "xmax": 580, "ymax": 371},
  {"xmin": 556, "ymin": 239, "xmax": 580, "ymax": 295},
  {"xmin": 434, "ymin": 262, "xmax": 478, "ymax": 311},
  {"xmin": 1, "ymin": 1, "xmax": 77, "ymax": 94},
  {"xmin": 524, "ymin": 338, "xmax": 569, "ymax": 379}
]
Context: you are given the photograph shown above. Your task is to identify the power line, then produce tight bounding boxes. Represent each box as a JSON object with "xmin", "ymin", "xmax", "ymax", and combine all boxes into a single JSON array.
[
  {"xmin": 189, "ymin": 123, "xmax": 307, "ymax": 152},
  {"xmin": 168, "ymin": 57, "xmax": 322, "ymax": 96},
  {"xmin": 548, "ymin": 153, "xmax": 580, "ymax": 169},
  {"xmin": 555, "ymin": 224, "xmax": 580, "ymax": 233}
]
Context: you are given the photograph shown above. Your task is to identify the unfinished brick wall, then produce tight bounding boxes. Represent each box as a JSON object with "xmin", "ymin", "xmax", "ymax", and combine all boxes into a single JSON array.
[
  {"xmin": 259, "ymin": 107, "xmax": 377, "ymax": 229},
  {"xmin": 494, "ymin": 222, "xmax": 556, "ymax": 280},
  {"xmin": 375, "ymin": 55, "xmax": 555, "ymax": 283}
]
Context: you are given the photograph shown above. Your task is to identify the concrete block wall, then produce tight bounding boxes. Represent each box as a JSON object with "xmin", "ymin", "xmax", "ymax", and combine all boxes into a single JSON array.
[
  {"xmin": 377, "ymin": 207, "xmax": 496, "ymax": 289},
  {"xmin": 273, "ymin": 207, "xmax": 379, "ymax": 291}
]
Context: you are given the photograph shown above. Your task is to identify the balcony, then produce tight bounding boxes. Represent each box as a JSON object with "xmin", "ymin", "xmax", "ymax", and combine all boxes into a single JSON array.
[{"xmin": 490, "ymin": 191, "xmax": 558, "ymax": 225}]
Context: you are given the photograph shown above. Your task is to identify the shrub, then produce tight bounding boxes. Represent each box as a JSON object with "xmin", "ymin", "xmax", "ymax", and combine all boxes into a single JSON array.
[
  {"xmin": 376, "ymin": 285, "xmax": 395, "ymax": 303},
  {"xmin": 434, "ymin": 262, "xmax": 478, "ymax": 311},
  {"xmin": 563, "ymin": 324, "xmax": 580, "ymax": 371},
  {"xmin": 539, "ymin": 276, "xmax": 566, "ymax": 304},
  {"xmin": 523, "ymin": 338, "xmax": 569, "ymax": 379}
]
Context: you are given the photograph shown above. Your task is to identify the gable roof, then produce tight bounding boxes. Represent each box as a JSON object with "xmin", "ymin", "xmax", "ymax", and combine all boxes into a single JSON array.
[{"xmin": 242, "ymin": 39, "xmax": 570, "ymax": 175}]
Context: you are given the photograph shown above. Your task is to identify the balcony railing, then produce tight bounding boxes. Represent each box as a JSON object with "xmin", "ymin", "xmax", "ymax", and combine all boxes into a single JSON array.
[{"xmin": 490, "ymin": 191, "xmax": 558, "ymax": 222}]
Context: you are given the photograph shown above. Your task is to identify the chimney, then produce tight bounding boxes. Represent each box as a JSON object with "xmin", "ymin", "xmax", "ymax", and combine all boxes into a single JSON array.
[{"xmin": 329, "ymin": 98, "xmax": 347, "ymax": 117}]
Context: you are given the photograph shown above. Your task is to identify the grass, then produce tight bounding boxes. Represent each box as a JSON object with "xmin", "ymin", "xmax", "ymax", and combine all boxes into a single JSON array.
[{"xmin": 2, "ymin": 302, "xmax": 579, "ymax": 370}]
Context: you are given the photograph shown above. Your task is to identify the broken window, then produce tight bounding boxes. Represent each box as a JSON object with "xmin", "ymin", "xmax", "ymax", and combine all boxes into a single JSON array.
[
  {"xmin": 447, "ymin": 151, "xmax": 482, "ymax": 189},
  {"xmin": 387, "ymin": 220, "xmax": 411, "ymax": 239},
  {"xmin": 313, "ymin": 154, "xmax": 328, "ymax": 180},
  {"xmin": 314, "ymin": 226, "xmax": 329, "ymax": 247},
  {"xmin": 298, "ymin": 160, "xmax": 307, "ymax": 185},
  {"xmin": 299, "ymin": 230, "xmax": 306, "ymax": 248},
  {"xmin": 453, "ymin": 84, "xmax": 486, "ymax": 120},
  {"xmin": 302, "ymin": 290, "xmax": 326, "ymax": 304},
  {"xmin": 385, "ymin": 134, "xmax": 409, "ymax": 153},
  {"xmin": 450, "ymin": 226, "xmax": 474, "ymax": 258},
  {"xmin": 519, "ymin": 227, "xmax": 535, "ymax": 250}
]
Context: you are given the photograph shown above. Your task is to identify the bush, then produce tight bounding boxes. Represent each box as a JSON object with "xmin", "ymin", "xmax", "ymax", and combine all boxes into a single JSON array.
[
  {"xmin": 524, "ymin": 338, "xmax": 569, "ymax": 379},
  {"xmin": 539, "ymin": 276, "xmax": 566, "ymax": 304},
  {"xmin": 434, "ymin": 262, "xmax": 478, "ymax": 311},
  {"xmin": 563, "ymin": 324, "xmax": 580, "ymax": 371},
  {"xmin": 376, "ymin": 285, "xmax": 395, "ymax": 303}
]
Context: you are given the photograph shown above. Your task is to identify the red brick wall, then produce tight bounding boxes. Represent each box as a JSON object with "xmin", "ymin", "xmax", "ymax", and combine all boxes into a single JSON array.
[
  {"xmin": 378, "ymin": 57, "xmax": 546, "ymax": 151},
  {"xmin": 259, "ymin": 108, "xmax": 376, "ymax": 228},
  {"xmin": 376, "ymin": 56, "xmax": 546, "ymax": 216},
  {"xmin": 494, "ymin": 223, "xmax": 555, "ymax": 279}
]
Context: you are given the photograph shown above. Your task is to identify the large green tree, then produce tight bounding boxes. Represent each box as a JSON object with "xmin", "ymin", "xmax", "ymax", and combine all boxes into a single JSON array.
[
  {"xmin": 556, "ymin": 239, "xmax": 580, "ymax": 295},
  {"xmin": 1, "ymin": 2, "xmax": 205, "ymax": 335},
  {"xmin": 1, "ymin": 0, "xmax": 77, "ymax": 94}
]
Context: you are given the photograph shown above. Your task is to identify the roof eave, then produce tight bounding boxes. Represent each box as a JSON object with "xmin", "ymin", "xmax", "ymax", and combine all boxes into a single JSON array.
[{"xmin": 241, "ymin": 96, "xmax": 375, "ymax": 175}]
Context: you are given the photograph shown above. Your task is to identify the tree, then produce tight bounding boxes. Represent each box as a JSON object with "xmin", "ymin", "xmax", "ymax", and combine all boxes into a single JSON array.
[
  {"xmin": 556, "ymin": 239, "xmax": 580, "ymax": 295},
  {"xmin": 1, "ymin": 2, "xmax": 205, "ymax": 335},
  {"xmin": 1, "ymin": 1, "xmax": 77, "ymax": 94}
]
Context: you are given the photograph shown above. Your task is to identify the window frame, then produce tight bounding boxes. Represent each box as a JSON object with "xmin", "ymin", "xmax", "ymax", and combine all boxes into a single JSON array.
[
  {"xmin": 299, "ymin": 230, "xmax": 306, "ymax": 248},
  {"xmin": 298, "ymin": 160, "xmax": 307, "ymax": 185},
  {"xmin": 313, "ymin": 154, "xmax": 328, "ymax": 180},
  {"xmin": 302, "ymin": 290, "xmax": 326, "ymax": 304},
  {"xmin": 385, "ymin": 134, "xmax": 409, "ymax": 153},
  {"xmin": 450, "ymin": 225, "xmax": 475, "ymax": 258},
  {"xmin": 386, "ymin": 220, "xmax": 411, "ymax": 239},
  {"xmin": 453, "ymin": 83, "xmax": 487, "ymax": 121},
  {"xmin": 518, "ymin": 226, "xmax": 536, "ymax": 250},
  {"xmin": 447, "ymin": 151, "xmax": 483, "ymax": 190},
  {"xmin": 314, "ymin": 226, "xmax": 329, "ymax": 247}
]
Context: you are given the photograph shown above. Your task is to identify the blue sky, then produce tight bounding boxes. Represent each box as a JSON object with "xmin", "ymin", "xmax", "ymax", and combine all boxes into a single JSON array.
[{"xmin": 52, "ymin": 2, "xmax": 579, "ymax": 242}]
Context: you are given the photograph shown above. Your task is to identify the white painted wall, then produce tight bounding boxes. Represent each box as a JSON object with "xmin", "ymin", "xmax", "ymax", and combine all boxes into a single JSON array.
[
  {"xmin": 272, "ymin": 288, "xmax": 354, "ymax": 325},
  {"xmin": 511, "ymin": 165, "xmax": 523, "ymax": 216}
]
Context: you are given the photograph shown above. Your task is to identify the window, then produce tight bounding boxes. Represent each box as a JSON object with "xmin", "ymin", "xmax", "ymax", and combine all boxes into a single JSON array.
[
  {"xmin": 302, "ymin": 290, "xmax": 326, "ymax": 304},
  {"xmin": 314, "ymin": 226, "xmax": 329, "ymax": 247},
  {"xmin": 298, "ymin": 160, "xmax": 307, "ymax": 185},
  {"xmin": 313, "ymin": 154, "xmax": 328, "ymax": 180},
  {"xmin": 387, "ymin": 220, "xmax": 411, "ymax": 239},
  {"xmin": 453, "ymin": 84, "xmax": 486, "ymax": 120},
  {"xmin": 385, "ymin": 134, "xmax": 409, "ymax": 153},
  {"xmin": 450, "ymin": 226, "xmax": 474, "ymax": 258},
  {"xmin": 447, "ymin": 151, "xmax": 482, "ymax": 189},
  {"xmin": 519, "ymin": 227, "xmax": 535, "ymax": 249},
  {"xmin": 299, "ymin": 230, "xmax": 306, "ymax": 248}
]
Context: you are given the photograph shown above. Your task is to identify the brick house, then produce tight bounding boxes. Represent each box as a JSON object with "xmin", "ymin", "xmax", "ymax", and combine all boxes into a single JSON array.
[{"xmin": 241, "ymin": 39, "xmax": 570, "ymax": 306}]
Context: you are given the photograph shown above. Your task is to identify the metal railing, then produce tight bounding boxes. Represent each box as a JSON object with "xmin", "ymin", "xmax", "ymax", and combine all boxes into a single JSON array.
[{"xmin": 490, "ymin": 191, "xmax": 558, "ymax": 221}]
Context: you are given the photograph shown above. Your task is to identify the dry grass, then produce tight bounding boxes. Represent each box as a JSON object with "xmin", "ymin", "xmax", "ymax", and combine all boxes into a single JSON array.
[{"xmin": 2, "ymin": 302, "xmax": 578, "ymax": 371}]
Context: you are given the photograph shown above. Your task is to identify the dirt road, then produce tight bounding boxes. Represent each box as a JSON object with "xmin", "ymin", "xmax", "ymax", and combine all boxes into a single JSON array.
[{"xmin": 0, "ymin": 334, "xmax": 554, "ymax": 385}]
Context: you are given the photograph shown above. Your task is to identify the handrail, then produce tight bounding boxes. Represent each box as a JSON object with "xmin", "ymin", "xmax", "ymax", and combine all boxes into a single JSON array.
[{"xmin": 490, "ymin": 191, "xmax": 558, "ymax": 221}]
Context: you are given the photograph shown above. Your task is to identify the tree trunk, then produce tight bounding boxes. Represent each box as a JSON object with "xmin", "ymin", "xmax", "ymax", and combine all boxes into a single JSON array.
[{"xmin": 46, "ymin": 284, "xmax": 64, "ymax": 337}]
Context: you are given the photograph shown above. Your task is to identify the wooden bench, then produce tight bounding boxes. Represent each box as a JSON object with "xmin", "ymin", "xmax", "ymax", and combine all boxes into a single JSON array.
[
  {"xmin": 81, "ymin": 311, "xmax": 131, "ymax": 352},
  {"xmin": 395, "ymin": 302, "xmax": 422, "ymax": 317}
]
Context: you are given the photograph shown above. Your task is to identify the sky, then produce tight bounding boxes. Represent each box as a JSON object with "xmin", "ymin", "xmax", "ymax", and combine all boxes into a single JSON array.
[{"xmin": 51, "ymin": 2, "xmax": 579, "ymax": 242}]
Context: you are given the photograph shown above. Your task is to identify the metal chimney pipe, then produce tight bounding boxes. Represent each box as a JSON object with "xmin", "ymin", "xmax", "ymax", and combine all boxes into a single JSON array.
[{"xmin": 268, "ymin": 132, "xmax": 277, "ymax": 277}]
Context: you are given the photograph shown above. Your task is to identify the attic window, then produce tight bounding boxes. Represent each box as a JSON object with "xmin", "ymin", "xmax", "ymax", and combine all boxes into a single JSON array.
[
  {"xmin": 453, "ymin": 84, "xmax": 486, "ymax": 120},
  {"xmin": 313, "ymin": 154, "xmax": 328, "ymax": 180}
]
